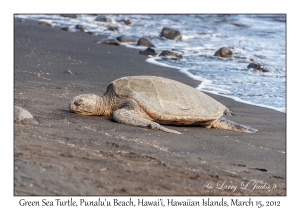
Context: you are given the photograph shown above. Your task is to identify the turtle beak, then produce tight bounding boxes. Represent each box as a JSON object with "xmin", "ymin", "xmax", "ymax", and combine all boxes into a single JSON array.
[
  {"xmin": 69, "ymin": 100, "xmax": 76, "ymax": 112},
  {"xmin": 69, "ymin": 96, "xmax": 81, "ymax": 113}
]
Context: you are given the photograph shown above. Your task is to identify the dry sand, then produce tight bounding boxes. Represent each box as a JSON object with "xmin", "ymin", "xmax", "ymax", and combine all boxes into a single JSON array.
[{"xmin": 14, "ymin": 17, "xmax": 286, "ymax": 195}]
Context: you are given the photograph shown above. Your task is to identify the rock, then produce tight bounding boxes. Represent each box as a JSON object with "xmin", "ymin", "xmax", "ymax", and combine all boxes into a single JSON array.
[
  {"xmin": 116, "ymin": 35, "xmax": 137, "ymax": 43},
  {"xmin": 214, "ymin": 47, "xmax": 233, "ymax": 58},
  {"xmin": 86, "ymin": 31, "xmax": 97, "ymax": 36},
  {"xmin": 137, "ymin": 38, "xmax": 155, "ymax": 47},
  {"xmin": 60, "ymin": 14, "xmax": 78, "ymax": 19},
  {"xmin": 247, "ymin": 63, "xmax": 269, "ymax": 72},
  {"xmin": 200, "ymin": 32, "xmax": 211, "ymax": 35},
  {"xmin": 96, "ymin": 39, "xmax": 121, "ymax": 46},
  {"xmin": 14, "ymin": 106, "xmax": 38, "ymax": 125},
  {"xmin": 38, "ymin": 21, "xmax": 51, "ymax": 27},
  {"xmin": 95, "ymin": 16, "xmax": 112, "ymax": 23},
  {"xmin": 64, "ymin": 70, "xmax": 75, "ymax": 75},
  {"xmin": 61, "ymin": 27, "xmax": 73, "ymax": 32},
  {"xmin": 76, "ymin": 24, "xmax": 85, "ymax": 32},
  {"xmin": 233, "ymin": 23, "xmax": 243, "ymax": 27},
  {"xmin": 118, "ymin": 19, "xmax": 131, "ymax": 25},
  {"xmin": 160, "ymin": 27, "xmax": 182, "ymax": 41},
  {"xmin": 159, "ymin": 50, "xmax": 183, "ymax": 59},
  {"xmin": 139, "ymin": 47, "xmax": 158, "ymax": 56},
  {"xmin": 107, "ymin": 26, "xmax": 118, "ymax": 31}
]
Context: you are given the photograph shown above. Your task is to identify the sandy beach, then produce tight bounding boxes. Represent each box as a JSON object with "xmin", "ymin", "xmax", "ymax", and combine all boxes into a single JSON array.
[{"xmin": 14, "ymin": 17, "xmax": 286, "ymax": 195}]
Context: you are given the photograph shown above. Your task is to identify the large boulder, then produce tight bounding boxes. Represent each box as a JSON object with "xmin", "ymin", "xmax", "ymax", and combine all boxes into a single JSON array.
[
  {"xmin": 117, "ymin": 35, "xmax": 137, "ymax": 43},
  {"xmin": 117, "ymin": 19, "xmax": 131, "ymax": 25},
  {"xmin": 160, "ymin": 27, "xmax": 182, "ymax": 41},
  {"xmin": 247, "ymin": 63, "xmax": 269, "ymax": 72},
  {"xmin": 96, "ymin": 39, "xmax": 121, "ymax": 46},
  {"xmin": 139, "ymin": 47, "xmax": 158, "ymax": 56},
  {"xmin": 137, "ymin": 38, "xmax": 155, "ymax": 48},
  {"xmin": 159, "ymin": 50, "xmax": 183, "ymax": 59},
  {"xmin": 76, "ymin": 24, "xmax": 85, "ymax": 32},
  {"xmin": 214, "ymin": 47, "xmax": 233, "ymax": 58},
  {"xmin": 107, "ymin": 26, "xmax": 118, "ymax": 32},
  {"xmin": 38, "ymin": 21, "xmax": 51, "ymax": 27},
  {"xmin": 14, "ymin": 106, "xmax": 38, "ymax": 125},
  {"xmin": 61, "ymin": 27, "xmax": 74, "ymax": 32},
  {"xmin": 86, "ymin": 31, "xmax": 97, "ymax": 36},
  {"xmin": 95, "ymin": 16, "xmax": 112, "ymax": 23}
]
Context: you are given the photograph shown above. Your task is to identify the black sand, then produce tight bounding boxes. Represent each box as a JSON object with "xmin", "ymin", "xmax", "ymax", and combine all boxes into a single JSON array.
[{"xmin": 14, "ymin": 17, "xmax": 286, "ymax": 195}]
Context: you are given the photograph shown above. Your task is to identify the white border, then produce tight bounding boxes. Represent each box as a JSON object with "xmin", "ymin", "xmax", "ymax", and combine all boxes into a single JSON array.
[{"xmin": 5, "ymin": 0, "xmax": 294, "ymax": 209}]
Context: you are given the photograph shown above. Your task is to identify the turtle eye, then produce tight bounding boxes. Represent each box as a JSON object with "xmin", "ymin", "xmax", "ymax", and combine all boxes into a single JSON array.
[{"xmin": 74, "ymin": 99, "xmax": 83, "ymax": 106}]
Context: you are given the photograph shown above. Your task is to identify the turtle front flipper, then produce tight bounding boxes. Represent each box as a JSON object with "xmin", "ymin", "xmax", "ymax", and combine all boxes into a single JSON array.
[
  {"xmin": 212, "ymin": 117, "xmax": 258, "ymax": 133},
  {"xmin": 113, "ymin": 108, "xmax": 181, "ymax": 134}
]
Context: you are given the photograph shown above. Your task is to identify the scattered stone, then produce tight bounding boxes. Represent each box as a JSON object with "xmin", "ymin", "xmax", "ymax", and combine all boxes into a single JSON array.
[
  {"xmin": 247, "ymin": 63, "xmax": 269, "ymax": 72},
  {"xmin": 61, "ymin": 27, "xmax": 73, "ymax": 32},
  {"xmin": 233, "ymin": 23, "xmax": 243, "ymax": 27},
  {"xmin": 159, "ymin": 50, "xmax": 183, "ymax": 59},
  {"xmin": 60, "ymin": 14, "xmax": 78, "ymax": 19},
  {"xmin": 96, "ymin": 39, "xmax": 121, "ymax": 46},
  {"xmin": 14, "ymin": 106, "xmax": 38, "ymax": 125},
  {"xmin": 106, "ymin": 141, "xmax": 119, "ymax": 147},
  {"xmin": 38, "ymin": 21, "xmax": 51, "ymax": 27},
  {"xmin": 139, "ymin": 47, "xmax": 158, "ymax": 56},
  {"xmin": 76, "ymin": 24, "xmax": 85, "ymax": 32},
  {"xmin": 95, "ymin": 16, "xmax": 112, "ymax": 23},
  {"xmin": 118, "ymin": 19, "xmax": 131, "ymax": 25},
  {"xmin": 64, "ymin": 70, "xmax": 75, "ymax": 75},
  {"xmin": 200, "ymin": 32, "xmax": 212, "ymax": 35},
  {"xmin": 214, "ymin": 47, "xmax": 233, "ymax": 58},
  {"xmin": 86, "ymin": 31, "xmax": 97, "ymax": 36},
  {"xmin": 137, "ymin": 38, "xmax": 155, "ymax": 47},
  {"xmin": 116, "ymin": 35, "xmax": 137, "ymax": 43},
  {"xmin": 107, "ymin": 26, "xmax": 118, "ymax": 31},
  {"xmin": 160, "ymin": 27, "xmax": 182, "ymax": 41}
]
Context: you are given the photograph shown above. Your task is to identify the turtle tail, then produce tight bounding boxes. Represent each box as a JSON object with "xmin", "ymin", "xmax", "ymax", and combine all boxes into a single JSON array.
[{"xmin": 211, "ymin": 117, "xmax": 258, "ymax": 133}]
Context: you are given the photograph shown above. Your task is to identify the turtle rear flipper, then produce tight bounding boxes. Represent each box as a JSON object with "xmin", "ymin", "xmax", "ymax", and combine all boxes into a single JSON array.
[
  {"xmin": 212, "ymin": 117, "xmax": 258, "ymax": 133},
  {"xmin": 113, "ymin": 108, "xmax": 181, "ymax": 134}
]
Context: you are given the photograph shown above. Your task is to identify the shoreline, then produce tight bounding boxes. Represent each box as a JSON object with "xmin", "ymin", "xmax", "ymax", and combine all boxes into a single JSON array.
[
  {"xmin": 14, "ymin": 17, "xmax": 286, "ymax": 196},
  {"xmin": 146, "ymin": 57, "xmax": 285, "ymax": 113}
]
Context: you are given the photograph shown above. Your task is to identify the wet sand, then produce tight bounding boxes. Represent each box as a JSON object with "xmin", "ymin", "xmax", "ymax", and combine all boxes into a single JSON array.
[{"xmin": 14, "ymin": 17, "xmax": 286, "ymax": 195}]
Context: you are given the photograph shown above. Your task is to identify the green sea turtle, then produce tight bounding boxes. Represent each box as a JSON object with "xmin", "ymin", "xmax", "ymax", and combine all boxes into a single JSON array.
[{"xmin": 69, "ymin": 76, "xmax": 257, "ymax": 134}]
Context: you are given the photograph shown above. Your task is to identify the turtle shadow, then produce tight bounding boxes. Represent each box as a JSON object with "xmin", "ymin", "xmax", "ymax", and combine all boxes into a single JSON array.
[
  {"xmin": 108, "ymin": 117, "xmax": 208, "ymax": 128},
  {"xmin": 61, "ymin": 109, "xmax": 73, "ymax": 113}
]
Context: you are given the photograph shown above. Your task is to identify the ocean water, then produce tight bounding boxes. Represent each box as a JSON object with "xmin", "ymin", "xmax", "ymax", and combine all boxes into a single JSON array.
[{"xmin": 16, "ymin": 14, "xmax": 286, "ymax": 112}]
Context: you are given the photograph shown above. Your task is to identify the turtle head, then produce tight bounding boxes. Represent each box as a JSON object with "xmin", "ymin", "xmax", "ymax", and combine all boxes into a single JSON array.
[{"xmin": 69, "ymin": 94, "xmax": 99, "ymax": 115}]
